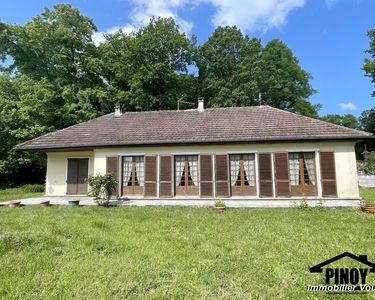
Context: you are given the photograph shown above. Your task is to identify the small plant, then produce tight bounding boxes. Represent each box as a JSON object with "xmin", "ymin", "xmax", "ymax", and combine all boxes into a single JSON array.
[
  {"xmin": 298, "ymin": 198, "xmax": 309, "ymax": 209},
  {"xmin": 214, "ymin": 200, "xmax": 226, "ymax": 207},
  {"xmin": 316, "ymin": 198, "xmax": 325, "ymax": 209},
  {"xmin": 87, "ymin": 173, "xmax": 117, "ymax": 206}
]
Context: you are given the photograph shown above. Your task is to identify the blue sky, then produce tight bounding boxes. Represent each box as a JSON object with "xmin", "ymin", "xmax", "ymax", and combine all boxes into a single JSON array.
[{"xmin": 1, "ymin": 0, "xmax": 374, "ymax": 116}]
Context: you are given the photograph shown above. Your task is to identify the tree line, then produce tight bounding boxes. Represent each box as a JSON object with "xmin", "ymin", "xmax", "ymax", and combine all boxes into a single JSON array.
[{"xmin": 0, "ymin": 4, "xmax": 374, "ymax": 187}]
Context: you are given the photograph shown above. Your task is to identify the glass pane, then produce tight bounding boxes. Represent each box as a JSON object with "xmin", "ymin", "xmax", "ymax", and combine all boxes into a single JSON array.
[
  {"xmin": 303, "ymin": 153, "xmax": 315, "ymax": 185},
  {"xmin": 243, "ymin": 154, "xmax": 255, "ymax": 186},
  {"xmin": 134, "ymin": 156, "xmax": 144, "ymax": 187},
  {"xmin": 123, "ymin": 157, "xmax": 133, "ymax": 186},
  {"xmin": 187, "ymin": 155, "xmax": 198, "ymax": 186},
  {"xmin": 230, "ymin": 155, "xmax": 241, "ymax": 186},
  {"xmin": 175, "ymin": 156, "xmax": 185, "ymax": 186},
  {"xmin": 289, "ymin": 153, "xmax": 300, "ymax": 186}
]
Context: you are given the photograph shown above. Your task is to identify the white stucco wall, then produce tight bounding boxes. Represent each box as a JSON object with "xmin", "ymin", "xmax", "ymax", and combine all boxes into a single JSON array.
[
  {"xmin": 45, "ymin": 151, "xmax": 94, "ymax": 196},
  {"xmin": 45, "ymin": 141, "xmax": 359, "ymax": 199}
]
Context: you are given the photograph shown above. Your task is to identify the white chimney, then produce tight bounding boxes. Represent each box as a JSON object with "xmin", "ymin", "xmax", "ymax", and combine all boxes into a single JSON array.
[
  {"xmin": 114, "ymin": 105, "xmax": 122, "ymax": 116},
  {"xmin": 198, "ymin": 97, "xmax": 204, "ymax": 112}
]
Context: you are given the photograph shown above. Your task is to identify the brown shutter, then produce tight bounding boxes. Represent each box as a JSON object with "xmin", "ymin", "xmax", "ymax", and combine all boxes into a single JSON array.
[
  {"xmin": 258, "ymin": 153, "xmax": 273, "ymax": 197},
  {"xmin": 320, "ymin": 152, "xmax": 337, "ymax": 197},
  {"xmin": 215, "ymin": 154, "xmax": 230, "ymax": 197},
  {"xmin": 274, "ymin": 152, "xmax": 290, "ymax": 197},
  {"xmin": 159, "ymin": 155, "xmax": 173, "ymax": 197},
  {"xmin": 77, "ymin": 159, "xmax": 89, "ymax": 194},
  {"xmin": 106, "ymin": 156, "xmax": 119, "ymax": 196},
  {"xmin": 200, "ymin": 155, "xmax": 213, "ymax": 198},
  {"xmin": 144, "ymin": 156, "xmax": 157, "ymax": 197}
]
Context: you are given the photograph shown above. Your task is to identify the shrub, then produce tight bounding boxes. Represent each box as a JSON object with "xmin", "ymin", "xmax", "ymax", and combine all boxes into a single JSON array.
[
  {"xmin": 214, "ymin": 200, "xmax": 226, "ymax": 207},
  {"xmin": 357, "ymin": 156, "xmax": 375, "ymax": 175},
  {"xmin": 87, "ymin": 173, "xmax": 117, "ymax": 206},
  {"xmin": 22, "ymin": 184, "xmax": 45, "ymax": 193}
]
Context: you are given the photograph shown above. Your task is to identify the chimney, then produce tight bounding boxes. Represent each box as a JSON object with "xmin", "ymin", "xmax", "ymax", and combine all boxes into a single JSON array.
[
  {"xmin": 114, "ymin": 105, "xmax": 122, "ymax": 116},
  {"xmin": 198, "ymin": 97, "xmax": 204, "ymax": 112}
]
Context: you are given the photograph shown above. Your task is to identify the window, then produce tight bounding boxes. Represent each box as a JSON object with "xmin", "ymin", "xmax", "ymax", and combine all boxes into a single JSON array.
[
  {"xmin": 229, "ymin": 154, "xmax": 256, "ymax": 195},
  {"xmin": 122, "ymin": 156, "xmax": 144, "ymax": 195},
  {"xmin": 288, "ymin": 152, "xmax": 317, "ymax": 196},
  {"xmin": 175, "ymin": 155, "xmax": 199, "ymax": 195}
]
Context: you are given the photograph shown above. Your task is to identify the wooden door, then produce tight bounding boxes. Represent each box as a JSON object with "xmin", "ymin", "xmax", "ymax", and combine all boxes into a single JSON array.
[
  {"xmin": 67, "ymin": 158, "xmax": 89, "ymax": 195},
  {"xmin": 229, "ymin": 154, "xmax": 256, "ymax": 196},
  {"xmin": 175, "ymin": 155, "xmax": 199, "ymax": 196},
  {"xmin": 122, "ymin": 156, "xmax": 144, "ymax": 196}
]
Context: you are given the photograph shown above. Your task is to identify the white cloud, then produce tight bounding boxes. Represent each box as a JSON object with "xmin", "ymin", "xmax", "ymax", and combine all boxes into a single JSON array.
[
  {"xmin": 339, "ymin": 102, "xmax": 357, "ymax": 111},
  {"xmin": 94, "ymin": 0, "xmax": 308, "ymax": 44},
  {"xmin": 208, "ymin": 0, "xmax": 306, "ymax": 32}
]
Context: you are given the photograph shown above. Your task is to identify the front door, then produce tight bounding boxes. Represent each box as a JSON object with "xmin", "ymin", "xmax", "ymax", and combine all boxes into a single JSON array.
[
  {"xmin": 229, "ymin": 154, "xmax": 257, "ymax": 196},
  {"xmin": 67, "ymin": 158, "xmax": 89, "ymax": 195},
  {"xmin": 175, "ymin": 155, "xmax": 199, "ymax": 196},
  {"xmin": 289, "ymin": 152, "xmax": 317, "ymax": 196}
]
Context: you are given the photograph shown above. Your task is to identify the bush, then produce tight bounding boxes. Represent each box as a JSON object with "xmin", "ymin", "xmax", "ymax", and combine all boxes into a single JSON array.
[
  {"xmin": 21, "ymin": 184, "xmax": 45, "ymax": 193},
  {"xmin": 87, "ymin": 173, "xmax": 117, "ymax": 206},
  {"xmin": 357, "ymin": 156, "xmax": 375, "ymax": 175},
  {"xmin": 214, "ymin": 200, "xmax": 226, "ymax": 207}
]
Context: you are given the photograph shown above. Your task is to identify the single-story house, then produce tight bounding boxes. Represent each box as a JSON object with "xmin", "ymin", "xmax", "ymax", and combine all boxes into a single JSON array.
[{"xmin": 16, "ymin": 100, "xmax": 373, "ymax": 200}]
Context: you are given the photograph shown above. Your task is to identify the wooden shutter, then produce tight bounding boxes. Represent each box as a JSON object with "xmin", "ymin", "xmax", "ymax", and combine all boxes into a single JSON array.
[
  {"xmin": 200, "ymin": 155, "xmax": 213, "ymax": 198},
  {"xmin": 159, "ymin": 155, "xmax": 173, "ymax": 197},
  {"xmin": 77, "ymin": 159, "xmax": 89, "ymax": 194},
  {"xmin": 106, "ymin": 156, "xmax": 119, "ymax": 196},
  {"xmin": 320, "ymin": 152, "xmax": 337, "ymax": 197},
  {"xmin": 215, "ymin": 154, "xmax": 230, "ymax": 197},
  {"xmin": 258, "ymin": 153, "xmax": 273, "ymax": 197},
  {"xmin": 144, "ymin": 156, "xmax": 157, "ymax": 197},
  {"xmin": 274, "ymin": 152, "xmax": 290, "ymax": 197}
]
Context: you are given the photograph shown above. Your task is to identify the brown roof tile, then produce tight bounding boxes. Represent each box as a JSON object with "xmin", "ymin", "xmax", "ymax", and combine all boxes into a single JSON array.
[{"xmin": 16, "ymin": 106, "xmax": 373, "ymax": 150}]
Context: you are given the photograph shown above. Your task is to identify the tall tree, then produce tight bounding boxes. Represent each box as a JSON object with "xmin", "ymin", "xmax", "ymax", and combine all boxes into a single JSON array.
[
  {"xmin": 100, "ymin": 17, "xmax": 197, "ymax": 112},
  {"xmin": 321, "ymin": 114, "xmax": 358, "ymax": 129},
  {"xmin": 197, "ymin": 26, "xmax": 319, "ymax": 117},
  {"xmin": 364, "ymin": 28, "xmax": 375, "ymax": 97},
  {"xmin": 359, "ymin": 108, "xmax": 375, "ymax": 133}
]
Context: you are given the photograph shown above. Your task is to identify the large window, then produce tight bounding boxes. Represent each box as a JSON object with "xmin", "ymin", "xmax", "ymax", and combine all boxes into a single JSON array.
[
  {"xmin": 175, "ymin": 155, "xmax": 199, "ymax": 196},
  {"xmin": 229, "ymin": 154, "xmax": 256, "ymax": 196},
  {"xmin": 288, "ymin": 152, "xmax": 317, "ymax": 196},
  {"xmin": 122, "ymin": 156, "xmax": 144, "ymax": 195}
]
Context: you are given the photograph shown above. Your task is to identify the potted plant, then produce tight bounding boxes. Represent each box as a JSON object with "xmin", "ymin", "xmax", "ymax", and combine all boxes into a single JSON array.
[
  {"xmin": 40, "ymin": 200, "xmax": 50, "ymax": 207},
  {"xmin": 361, "ymin": 201, "xmax": 375, "ymax": 213},
  {"xmin": 213, "ymin": 200, "xmax": 226, "ymax": 212},
  {"xmin": 68, "ymin": 199, "xmax": 80, "ymax": 207},
  {"xmin": 9, "ymin": 200, "xmax": 21, "ymax": 208},
  {"xmin": 87, "ymin": 173, "xmax": 117, "ymax": 206}
]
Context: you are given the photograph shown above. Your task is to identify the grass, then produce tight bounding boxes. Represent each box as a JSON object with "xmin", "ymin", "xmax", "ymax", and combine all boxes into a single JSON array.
[
  {"xmin": 360, "ymin": 188, "xmax": 375, "ymax": 206},
  {"xmin": 0, "ymin": 184, "xmax": 44, "ymax": 202},
  {"xmin": 0, "ymin": 206, "xmax": 374, "ymax": 299}
]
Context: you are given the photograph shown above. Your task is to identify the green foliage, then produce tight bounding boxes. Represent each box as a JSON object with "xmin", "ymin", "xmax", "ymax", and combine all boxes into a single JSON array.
[
  {"xmin": 359, "ymin": 107, "xmax": 375, "ymax": 133},
  {"xmin": 0, "ymin": 206, "xmax": 374, "ymax": 298},
  {"xmin": 197, "ymin": 26, "xmax": 318, "ymax": 117},
  {"xmin": 87, "ymin": 173, "xmax": 118, "ymax": 205},
  {"xmin": 357, "ymin": 156, "xmax": 375, "ymax": 175},
  {"xmin": 320, "ymin": 114, "xmax": 359, "ymax": 129},
  {"xmin": 214, "ymin": 199, "xmax": 226, "ymax": 207},
  {"xmin": 364, "ymin": 28, "xmax": 375, "ymax": 97},
  {"xmin": 0, "ymin": 184, "xmax": 44, "ymax": 202}
]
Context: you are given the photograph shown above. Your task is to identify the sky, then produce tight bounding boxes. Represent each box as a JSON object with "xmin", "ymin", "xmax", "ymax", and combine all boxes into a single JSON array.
[{"xmin": 0, "ymin": 0, "xmax": 374, "ymax": 116}]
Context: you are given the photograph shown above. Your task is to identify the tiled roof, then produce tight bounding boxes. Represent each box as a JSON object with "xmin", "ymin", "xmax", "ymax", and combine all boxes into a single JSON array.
[{"xmin": 16, "ymin": 105, "xmax": 373, "ymax": 150}]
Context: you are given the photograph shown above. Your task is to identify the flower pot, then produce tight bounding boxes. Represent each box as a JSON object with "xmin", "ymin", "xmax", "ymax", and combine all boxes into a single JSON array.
[
  {"xmin": 68, "ymin": 200, "xmax": 80, "ymax": 207},
  {"xmin": 9, "ymin": 200, "xmax": 21, "ymax": 208},
  {"xmin": 214, "ymin": 206, "xmax": 226, "ymax": 212},
  {"xmin": 40, "ymin": 200, "xmax": 50, "ymax": 207},
  {"xmin": 361, "ymin": 206, "xmax": 375, "ymax": 213}
]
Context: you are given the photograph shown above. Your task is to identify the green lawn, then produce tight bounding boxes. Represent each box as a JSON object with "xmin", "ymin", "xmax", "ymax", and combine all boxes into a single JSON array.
[
  {"xmin": 0, "ymin": 206, "xmax": 374, "ymax": 299},
  {"xmin": 0, "ymin": 185, "xmax": 44, "ymax": 202}
]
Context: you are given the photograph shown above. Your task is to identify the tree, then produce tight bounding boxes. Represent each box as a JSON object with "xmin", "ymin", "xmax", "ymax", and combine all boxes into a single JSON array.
[
  {"xmin": 364, "ymin": 29, "xmax": 375, "ymax": 97},
  {"xmin": 197, "ymin": 26, "xmax": 318, "ymax": 117},
  {"xmin": 99, "ymin": 17, "xmax": 197, "ymax": 112},
  {"xmin": 359, "ymin": 108, "xmax": 375, "ymax": 133},
  {"xmin": 321, "ymin": 114, "xmax": 358, "ymax": 129}
]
